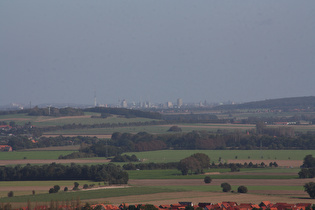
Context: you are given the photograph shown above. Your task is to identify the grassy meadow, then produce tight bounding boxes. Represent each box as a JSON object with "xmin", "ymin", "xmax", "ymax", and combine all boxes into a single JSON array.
[
  {"xmin": 127, "ymin": 168, "xmax": 299, "ymax": 180},
  {"xmin": 0, "ymin": 113, "xmax": 159, "ymax": 127},
  {"xmin": 0, "ymin": 186, "xmax": 179, "ymax": 203},
  {"xmin": 124, "ymin": 150, "xmax": 315, "ymax": 163},
  {"xmin": 0, "ymin": 151, "xmax": 76, "ymax": 160}
]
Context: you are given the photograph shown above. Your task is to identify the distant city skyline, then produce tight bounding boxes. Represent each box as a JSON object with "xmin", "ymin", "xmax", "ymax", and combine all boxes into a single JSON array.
[{"xmin": 1, "ymin": 1, "xmax": 314, "ymax": 107}]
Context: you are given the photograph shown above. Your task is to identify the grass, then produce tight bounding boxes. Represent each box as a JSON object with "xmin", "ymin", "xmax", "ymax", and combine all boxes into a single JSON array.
[
  {"xmin": 0, "ymin": 113, "xmax": 159, "ymax": 127},
  {"xmin": 0, "ymin": 151, "xmax": 76, "ymax": 160},
  {"xmin": 44, "ymin": 125, "xmax": 169, "ymax": 135},
  {"xmin": 127, "ymin": 168, "xmax": 299, "ymax": 180},
  {"xmin": 0, "ymin": 184, "xmax": 305, "ymax": 203},
  {"xmin": 124, "ymin": 150, "xmax": 315, "ymax": 163},
  {"xmin": 0, "ymin": 186, "xmax": 180, "ymax": 203}
]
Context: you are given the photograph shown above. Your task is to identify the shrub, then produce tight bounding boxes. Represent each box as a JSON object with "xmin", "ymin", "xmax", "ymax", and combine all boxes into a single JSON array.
[
  {"xmin": 168, "ymin": 126, "xmax": 182, "ymax": 132},
  {"xmin": 221, "ymin": 182, "xmax": 231, "ymax": 192},
  {"xmin": 83, "ymin": 184, "xmax": 89, "ymax": 189},
  {"xmin": 237, "ymin": 185, "xmax": 248, "ymax": 193},
  {"xmin": 49, "ymin": 188, "xmax": 56, "ymax": 194},
  {"xmin": 73, "ymin": 182, "xmax": 80, "ymax": 190},
  {"xmin": 204, "ymin": 176, "xmax": 212, "ymax": 184},
  {"xmin": 7, "ymin": 191, "xmax": 14, "ymax": 197},
  {"xmin": 53, "ymin": 185, "xmax": 60, "ymax": 193},
  {"xmin": 64, "ymin": 187, "xmax": 68, "ymax": 192},
  {"xmin": 304, "ymin": 182, "xmax": 315, "ymax": 198}
]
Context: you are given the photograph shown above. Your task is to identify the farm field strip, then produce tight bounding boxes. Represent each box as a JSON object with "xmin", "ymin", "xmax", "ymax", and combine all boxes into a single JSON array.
[
  {"xmin": 0, "ymin": 186, "xmax": 178, "ymax": 203},
  {"xmin": 0, "ymin": 113, "xmax": 158, "ymax": 127},
  {"xmin": 0, "ymin": 180, "xmax": 309, "ymax": 205},
  {"xmin": 0, "ymin": 151, "xmax": 75, "ymax": 160},
  {"xmin": 127, "ymin": 170, "xmax": 298, "ymax": 180},
  {"xmin": 44, "ymin": 125, "xmax": 169, "ymax": 135},
  {"xmin": 124, "ymin": 150, "xmax": 315, "ymax": 163}
]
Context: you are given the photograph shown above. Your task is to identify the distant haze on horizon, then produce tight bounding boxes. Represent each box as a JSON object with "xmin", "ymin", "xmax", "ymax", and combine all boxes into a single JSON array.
[{"xmin": 1, "ymin": 1, "xmax": 315, "ymax": 106}]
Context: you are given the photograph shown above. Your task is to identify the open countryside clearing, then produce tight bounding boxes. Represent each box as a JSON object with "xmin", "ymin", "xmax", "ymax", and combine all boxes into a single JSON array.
[{"xmin": 3, "ymin": 178, "xmax": 312, "ymax": 208}]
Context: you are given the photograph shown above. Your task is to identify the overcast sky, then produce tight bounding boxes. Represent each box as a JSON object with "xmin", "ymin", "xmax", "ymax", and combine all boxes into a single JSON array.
[{"xmin": 1, "ymin": 1, "xmax": 315, "ymax": 106}]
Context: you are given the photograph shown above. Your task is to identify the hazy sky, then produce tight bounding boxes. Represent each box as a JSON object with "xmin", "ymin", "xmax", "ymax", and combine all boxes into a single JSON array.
[{"xmin": 1, "ymin": 1, "xmax": 315, "ymax": 106}]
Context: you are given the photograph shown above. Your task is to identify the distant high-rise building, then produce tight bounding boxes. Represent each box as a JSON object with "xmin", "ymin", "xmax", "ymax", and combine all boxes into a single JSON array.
[
  {"xmin": 121, "ymin": 99, "xmax": 127, "ymax": 108},
  {"xmin": 177, "ymin": 98, "xmax": 183, "ymax": 108},
  {"xmin": 167, "ymin": 101, "xmax": 173, "ymax": 108}
]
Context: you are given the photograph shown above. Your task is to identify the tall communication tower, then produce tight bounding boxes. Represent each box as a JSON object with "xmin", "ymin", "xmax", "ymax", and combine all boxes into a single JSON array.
[{"xmin": 94, "ymin": 91, "xmax": 97, "ymax": 107}]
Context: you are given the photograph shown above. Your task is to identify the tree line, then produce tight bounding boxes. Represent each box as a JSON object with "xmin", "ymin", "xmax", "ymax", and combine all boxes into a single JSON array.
[
  {"xmin": 28, "ymin": 106, "xmax": 84, "ymax": 117},
  {"xmin": 84, "ymin": 107, "xmax": 162, "ymax": 119},
  {"xmin": 120, "ymin": 153, "xmax": 278, "ymax": 175},
  {"xmin": 4, "ymin": 130, "xmax": 315, "ymax": 153},
  {"xmin": 4, "ymin": 135, "xmax": 98, "ymax": 150},
  {"xmin": 0, "ymin": 163, "xmax": 128, "ymax": 183}
]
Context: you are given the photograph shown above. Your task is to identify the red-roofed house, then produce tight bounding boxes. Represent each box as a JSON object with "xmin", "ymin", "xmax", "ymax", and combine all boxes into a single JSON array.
[{"xmin": 0, "ymin": 145, "xmax": 12, "ymax": 151}]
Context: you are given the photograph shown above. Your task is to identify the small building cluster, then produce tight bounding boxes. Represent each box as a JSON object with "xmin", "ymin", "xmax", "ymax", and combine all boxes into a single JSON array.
[
  {"xmin": 20, "ymin": 201, "xmax": 313, "ymax": 210},
  {"xmin": 0, "ymin": 144, "xmax": 12, "ymax": 151}
]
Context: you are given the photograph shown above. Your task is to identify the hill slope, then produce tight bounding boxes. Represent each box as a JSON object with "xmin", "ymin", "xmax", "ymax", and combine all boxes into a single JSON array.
[{"xmin": 214, "ymin": 96, "xmax": 315, "ymax": 110}]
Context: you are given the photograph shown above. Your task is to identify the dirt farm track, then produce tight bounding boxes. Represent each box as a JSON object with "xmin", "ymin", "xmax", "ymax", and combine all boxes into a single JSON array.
[
  {"xmin": 3, "ymin": 178, "xmax": 315, "ymax": 208},
  {"xmin": 85, "ymin": 178, "xmax": 315, "ymax": 205}
]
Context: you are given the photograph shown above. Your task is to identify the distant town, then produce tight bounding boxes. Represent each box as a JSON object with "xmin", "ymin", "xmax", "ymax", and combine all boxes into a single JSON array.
[{"xmin": 0, "ymin": 98, "xmax": 237, "ymax": 111}]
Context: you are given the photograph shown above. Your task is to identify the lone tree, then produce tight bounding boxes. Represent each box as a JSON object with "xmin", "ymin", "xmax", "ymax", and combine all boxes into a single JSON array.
[
  {"xmin": 73, "ymin": 182, "xmax": 80, "ymax": 190},
  {"xmin": 178, "ymin": 156, "xmax": 201, "ymax": 175},
  {"xmin": 299, "ymin": 155, "xmax": 315, "ymax": 178},
  {"xmin": 7, "ymin": 191, "xmax": 14, "ymax": 197},
  {"xmin": 178, "ymin": 153, "xmax": 210, "ymax": 175},
  {"xmin": 168, "ymin": 126, "xmax": 182, "ymax": 132},
  {"xmin": 221, "ymin": 182, "xmax": 231, "ymax": 192},
  {"xmin": 237, "ymin": 185, "xmax": 248, "ymax": 193},
  {"xmin": 53, "ymin": 185, "xmax": 60, "ymax": 193},
  {"xmin": 304, "ymin": 182, "xmax": 315, "ymax": 198},
  {"xmin": 204, "ymin": 176, "xmax": 212, "ymax": 184}
]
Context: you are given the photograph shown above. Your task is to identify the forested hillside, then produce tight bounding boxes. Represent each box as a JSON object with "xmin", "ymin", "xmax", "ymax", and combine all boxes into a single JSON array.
[{"xmin": 214, "ymin": 96, "xmax": 315, "ymax": 110}]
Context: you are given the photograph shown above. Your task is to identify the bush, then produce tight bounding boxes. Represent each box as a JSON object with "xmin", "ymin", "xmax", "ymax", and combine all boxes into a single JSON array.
[
  {"xmin": 73, "ymin": 182, "xmax": 80, "ymax": 190},
  {"xmin": 49, "ymin": 188, "xmax": 56, "ymax": 194},
  {"xmin": 304, "ymin": 182, "xmax": 315, "ymax": 198},
  {"xmin": 83, "ymin": 184, "xmax": 89, "ymax": 189},
  {"xmin": 7, "ymin": 191, "xmax": 14, "ymax": 197},
  {"xmin": 64, "ymin": 187, "xmax": 68, "ymax": 192},
  {"xmin": 237, "ymin": 185, "xmax": 248, "ymax": 193},
  {"xmin": 204, "ymin": 176, "xmax": 212, "ymax": 184},
  {"xmin": 221, "ymin": 182, "xmax": 231, "ymax": 192},
  {"xmin": 168, "ymin": 126, "xmax": 182, "ymax": 132},
  {"xmin": 53, "ymin": 185, "xmax": 60, "ymax": 193}
]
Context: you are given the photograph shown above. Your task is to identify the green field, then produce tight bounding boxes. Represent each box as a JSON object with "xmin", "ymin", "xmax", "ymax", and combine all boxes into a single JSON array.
[
  {"xmin": 44, "ymin": 125, "xmax": 169, "ymax": 135},
  {"xmin": 0, "ymin": 186, "xmax": 179, "ymax": 203},
  {"xmin": 0, "ymin": 183, "xmax": 304, "ymax": 203},
  {"xmin": 127, "ymin": 168, "xmax": 299, "ymax": 180},
  {"xmin": 0, "ymin": 149, "xmax": 310, "ymax": 163},
  {"xmin": 124, "ymin": 150, "xmax": 314, "ymax": 163},
  {"xmin": 0, "ymin": 151, "xmax": 76, "ymax": 160},
  {"xmin": 0, "ymin": 113, "xmax": 158, "ymax": 127}
]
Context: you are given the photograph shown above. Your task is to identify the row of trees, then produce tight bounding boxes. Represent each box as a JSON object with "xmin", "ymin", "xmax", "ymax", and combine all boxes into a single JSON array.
[
  {"xmin": 121, "ymin": 160, "xmax": 277, "ymax": 171},
  {"xmin": 28, "ymin": 107, "xmax": 84, "ymax": 117},
  {"xmin": 4, "ymin": 135, "xmax": 98, "ymax": 150},
  {"xmin": 0, "ymin": 163, "xmax": 128, "ymax": 183},
  {"xmin": 85, "ymin": 107, "xmax": 162, "ymax": 119},
  {"xmin": 107, "ymin": 131, "xmax": 315, "ymax": 152},
  {"xmin": 111, "ymin": 154, "xmax": 139, "ymax": 162},
  {"xmin": 36, "ymin": 120, "xmax": 166, "ymax": 134},
  {"xmin": 4, "ymin": 129, "xmax": 315, "ymax": 155}
]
